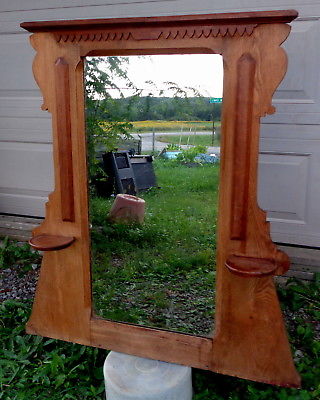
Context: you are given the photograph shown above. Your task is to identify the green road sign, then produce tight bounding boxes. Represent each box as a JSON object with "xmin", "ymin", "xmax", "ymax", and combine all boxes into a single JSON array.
[{"xmin": 209, "ymin": 97, "xmax": 223, "ymax": 103}]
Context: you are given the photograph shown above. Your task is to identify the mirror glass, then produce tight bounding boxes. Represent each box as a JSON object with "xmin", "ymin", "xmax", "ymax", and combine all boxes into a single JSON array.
[{"xmin": 85, "ymin": 54, "xmax": 223, "ymax": 337}]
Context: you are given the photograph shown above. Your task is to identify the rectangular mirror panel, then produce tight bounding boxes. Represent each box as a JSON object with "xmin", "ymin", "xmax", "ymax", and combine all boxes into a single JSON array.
[{"xmin": 86, "ymin": 54, "xmax": 223, "ymax": 336}]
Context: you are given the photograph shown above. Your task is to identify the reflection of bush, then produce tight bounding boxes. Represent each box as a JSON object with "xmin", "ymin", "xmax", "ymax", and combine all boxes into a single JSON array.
[
  {"xmin": 165, "ymin": 143, "xmax": 181, "ymax": 151},
  {"xmin": 176, "ymin": 145, "xmax": 208, "ymax": 163}
]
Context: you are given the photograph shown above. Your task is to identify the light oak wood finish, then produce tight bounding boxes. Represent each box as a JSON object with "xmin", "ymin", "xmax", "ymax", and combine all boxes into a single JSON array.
[
  {"xmin": 54, "ymin": 57, "xmax": 75, "ymax": 223},
  {"xmin": 225, "ymin": 255, "xmax": 277, "ymax": 277},
  {"xmin": 21, "ymin": 10, "xmax": 300, "ymax": 387},
  {"xmin": 29, "ymin": 234, "xmax": 75, "ymax": 251}
]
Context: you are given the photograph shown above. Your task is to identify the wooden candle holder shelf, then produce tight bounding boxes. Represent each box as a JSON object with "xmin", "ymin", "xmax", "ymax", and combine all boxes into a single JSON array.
[
  {"xmin": 29, "ymin": 234, "xmax": 75, "ymax": 251},
  {"xmin": 225, "ymin": 255, "xmax": 277, "ymax": 277}
]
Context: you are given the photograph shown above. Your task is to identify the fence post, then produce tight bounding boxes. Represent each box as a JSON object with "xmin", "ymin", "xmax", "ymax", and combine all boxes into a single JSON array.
[
  {"xmin": 212, "ymin": 120, "xmax": 215, "ymax": 146},
  {"xmin": 152, "ymin": 128, "xmax": 155, "ymax": 154}
]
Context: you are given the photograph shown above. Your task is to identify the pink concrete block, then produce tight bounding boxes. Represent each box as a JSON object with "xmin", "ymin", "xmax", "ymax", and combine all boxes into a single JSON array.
[{"xmin": 108, "ymin": 194, "xmax": 145, "ymax": 224}]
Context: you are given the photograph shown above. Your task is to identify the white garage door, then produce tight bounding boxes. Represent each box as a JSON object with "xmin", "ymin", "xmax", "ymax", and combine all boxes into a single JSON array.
[{"xmin": 0, "ymin": 0, "xmax": 319, "ymax": 246}]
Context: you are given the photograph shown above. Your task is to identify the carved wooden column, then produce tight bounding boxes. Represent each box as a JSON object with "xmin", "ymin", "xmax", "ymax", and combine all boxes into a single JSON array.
[{"xmin": 212, "ymin": 23, "xmax": 299, "ymax": 386}]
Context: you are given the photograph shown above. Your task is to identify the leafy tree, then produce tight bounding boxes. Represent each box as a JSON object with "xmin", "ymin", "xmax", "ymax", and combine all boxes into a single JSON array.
[
  {"xmin": 102, "ymin": 96, "xmax": 221, "ymax": 122},
  {"xmin": 84, "ymin": 56, "xmax": 222, "ymax": 192},
  {"xmin": 85, "ymin": 56, "xmax": 135, "ymax": 183}
]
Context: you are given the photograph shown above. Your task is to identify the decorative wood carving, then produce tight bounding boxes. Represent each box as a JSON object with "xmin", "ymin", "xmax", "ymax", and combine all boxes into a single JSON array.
[
  {"xmin": 54, "ymin": 58, "xmax": 75, "ymax": 222},
  {"xmin": 53, "ymin": 25, "xmax": 258, "ymax": 43},
  {"xmin": 231, "ymin": 53, "xmax": 256, "ymax": 240},
  {"xmin": 21, "ymin": 10, "xmax": 300, "ymax": 387}
]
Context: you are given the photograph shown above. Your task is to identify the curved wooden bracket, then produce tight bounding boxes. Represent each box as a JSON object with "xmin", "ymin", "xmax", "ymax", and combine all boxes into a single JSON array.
[
  {"xmin": 29, "ymin": 234, "xmax": 75, "ymax": 251},
  {"xmin": 225, "ymin": 255, "xmax": 277, "ymax": 277}
]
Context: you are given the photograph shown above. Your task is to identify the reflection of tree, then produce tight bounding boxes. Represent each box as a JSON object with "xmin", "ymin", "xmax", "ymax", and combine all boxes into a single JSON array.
[
  {"xmin": 108, "ymin": 95, "xmax": 221, "ymax": 122},
  {"xmin": 85, "ymin": 56, "xmax": 222, "ymax": 184},
  {"xmin": 85, "ymin": 57, "xmax": 135, "ymax": 183},
  {"xmin": 144, "ymin": 80, "xmax": 204, "ymax": 121}
]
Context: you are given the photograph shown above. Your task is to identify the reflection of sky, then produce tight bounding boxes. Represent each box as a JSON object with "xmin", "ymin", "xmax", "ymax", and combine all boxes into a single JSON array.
[{"xmin": 103, "ymin": 54, "xmax": 223, "ymax": 98}]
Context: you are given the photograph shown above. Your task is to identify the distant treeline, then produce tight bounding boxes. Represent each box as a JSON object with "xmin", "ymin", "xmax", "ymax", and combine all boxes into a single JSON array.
[{"xmin": 94, "ymin": 96, "xmax": 222, "ymax": 122}]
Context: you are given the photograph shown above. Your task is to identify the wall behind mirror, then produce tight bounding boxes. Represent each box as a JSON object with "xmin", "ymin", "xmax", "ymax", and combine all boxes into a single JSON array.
[{"xmin": 85, "ymin": 54, "xmax": 223, "ymax": 337}]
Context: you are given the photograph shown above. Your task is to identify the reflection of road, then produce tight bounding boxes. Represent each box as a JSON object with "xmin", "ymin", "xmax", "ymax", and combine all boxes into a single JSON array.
[{"xmin": 132, "ymin": 131, "xmax": 221, "ymax": 154}]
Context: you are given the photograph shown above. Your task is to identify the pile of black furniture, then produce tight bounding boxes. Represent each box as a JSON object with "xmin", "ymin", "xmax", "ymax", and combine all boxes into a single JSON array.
[{"xmin": 97, "ymin": 151, "xmax": 157, "ymax": 196}]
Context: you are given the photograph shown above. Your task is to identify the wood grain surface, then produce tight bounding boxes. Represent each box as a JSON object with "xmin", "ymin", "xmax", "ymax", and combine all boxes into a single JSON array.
[
  {"xmin": 22, "ymin": 11, "xmax": 300, "ymax": 387},
  {"xmin": 54, "ymin": 58, "xmax": 75, "ymax": 222},
  {"xmin": 29, "ymin": 234, "xmax": 75, "ymax": 251},
  {"xmin": 21, "ymin": 10, "xmax": 298, "ymax": 32}
]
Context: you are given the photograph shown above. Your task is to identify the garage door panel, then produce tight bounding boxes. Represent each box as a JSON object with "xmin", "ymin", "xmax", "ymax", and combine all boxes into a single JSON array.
[
  {"xmin": 258, "ymin": 152, "xmax": 310, "ymax": 224},
  {"xmin": 274, "ymin": 19, "xmax": 319, "ymax": 103},
  {"xmin": 0, "ymin": 128, "xmax": 51, "ymax": 143},
  {"xmin": 0, "ymin": 34, "xmax": 36, "ymax": 90},
  {"xmin": 0, "ymin": 0, "xmax": 319, "ymax": 248},
  {"xmin": 0, "ymin": 192, "xmax": 47, "ymax": 217},
  {"xmin": 261, "ymin": 122, "xmax": 320, "ymax": 140},
  {"xmin": 0, "ymin": 115, "xmax": 50, "ymax": 130},
  {"xmin": 266, "ymin": 18, "xmax": 320, "ymax": 125},
  {"xmin": 0, "ymin": 142, "xmax": 53, "ymax": 191},
  {"xmin": 258, "ymin": 127, "xmax": 320, "ymax": 246},
  {"xmin": 0, "ymin": 97, "xmax": 51, "ymax": 119},
  {"xmin": 0, "ymin": 142, "xmax": 53, "ymax": 217}
]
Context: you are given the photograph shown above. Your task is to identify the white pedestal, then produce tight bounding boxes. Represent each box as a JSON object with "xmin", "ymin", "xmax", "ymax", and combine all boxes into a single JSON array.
[{"xmin": 104, "ymin": 351, "xmax": 193, "ymax": 400}]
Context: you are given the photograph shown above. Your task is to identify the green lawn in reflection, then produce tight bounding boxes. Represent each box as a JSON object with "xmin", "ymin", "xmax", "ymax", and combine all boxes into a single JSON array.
[{"xmin": 90, "ymin": 159, "xmax": 219, "ymax": 336}]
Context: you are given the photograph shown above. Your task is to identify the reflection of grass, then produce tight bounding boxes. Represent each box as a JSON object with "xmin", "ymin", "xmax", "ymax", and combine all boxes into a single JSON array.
[
  {"xmin": 132, "ymin": 120, "xmax": 217, "ymax": 132},
  {"xmin": 90, "ymin": 160, "xmax": 219, "ymax": 336},
  {"xmin": 158, "ymin": 133, "xmax": 220, "ymax": 147}
]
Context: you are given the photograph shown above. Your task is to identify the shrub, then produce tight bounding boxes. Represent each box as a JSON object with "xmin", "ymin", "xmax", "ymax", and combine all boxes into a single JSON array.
[{"xmin": 176, "ymin": 145, "xmax": 207, "ymax": 163}]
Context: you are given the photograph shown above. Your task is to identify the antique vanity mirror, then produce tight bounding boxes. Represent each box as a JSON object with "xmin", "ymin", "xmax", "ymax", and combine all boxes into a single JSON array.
[{"xmin": 21, "ymin": 10, "xmax": 300, "ymax": 387}]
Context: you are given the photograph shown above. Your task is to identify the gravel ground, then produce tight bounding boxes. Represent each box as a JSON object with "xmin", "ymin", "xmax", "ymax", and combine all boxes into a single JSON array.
[
  {"xmin": 0, "ymin": 239, "xmax": 41, "ymax": 302},
  {"xmin": 1, "ymin": 246, "xmax": 318, "ymax": 341},
  {"xmin": 0, "ymin": 265, "xmax": 40, "ymax": 302},
  {"xmin": 283, "ymin": 307, "xmax": 320, "ymax": 341}
]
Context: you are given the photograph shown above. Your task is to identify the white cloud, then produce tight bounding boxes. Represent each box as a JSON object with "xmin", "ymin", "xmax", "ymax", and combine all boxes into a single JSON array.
[{"xmin": 99, "ymin": 54, "xmax": 223, "ymax": 98}]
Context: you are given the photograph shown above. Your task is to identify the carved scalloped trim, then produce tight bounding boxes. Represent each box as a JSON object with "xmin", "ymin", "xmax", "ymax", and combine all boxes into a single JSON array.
[{"xmin": 55, "ymin": 24, "xmax": 257, "ymax": 43}]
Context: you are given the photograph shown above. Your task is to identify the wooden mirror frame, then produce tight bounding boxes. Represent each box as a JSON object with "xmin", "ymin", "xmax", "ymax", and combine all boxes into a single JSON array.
[{"xmin": 21, "ymin": 10, "xmax": 300, "ymax": 387}]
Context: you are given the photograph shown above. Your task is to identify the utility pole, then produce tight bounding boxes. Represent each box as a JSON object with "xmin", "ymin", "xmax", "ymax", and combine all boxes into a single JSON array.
[
  {"xmin": 209, "ymin": 97, "xmax": 222, "ymax": 146},
  {"xmin": 152, "ymin": 128, "xmax": 155, "ymax": 154},
  {"xmin": 212, "ymin": 118, "xmax": 215, "ymax": 146}
]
